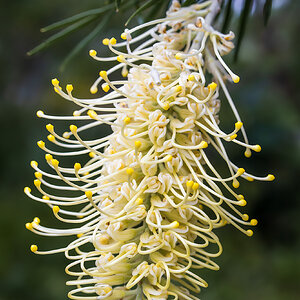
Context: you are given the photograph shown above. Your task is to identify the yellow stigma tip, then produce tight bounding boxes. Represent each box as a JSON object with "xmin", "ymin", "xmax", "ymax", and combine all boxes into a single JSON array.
[
  {"xmin": 102, "ymin": 38, "xmax": 110, "ymax": 45},
  {"xmin": 30, "ymin": 245, "xmax": 38, "ymax": 252},
  {"xmin": 30, "ymin": 161, "xmax": 38, "ymax": 168},
  {"xmin": 232, "ymin": 179, "xmax": 240, "ymax": 189},
  {"xmin": 45, "ymin": 154, "xmax": 52, "ymax": 162},
  {"xmin": 85, "ymin": 191, "xmax": 93, "ymax": 198},
  {"xmin": 162, "ymin": 102, "xmax": 170, "ymax": 110},
  {"xmin": 239, "ymin": 199, "xmax": 247, "ymax": 206},
  {"xmin": 242, "ymin": 214, "xmax": 249, "ymax": 221},
  {"xmin": 42, "ymin": 196, "xmax": 50, "ymax": 200},
  {"xmin": 124, "ymin": 117, "xmax": 131, "ymax": 124},
  {"xmin": 192, "ymin": 182, "xmax": 199, "ymax": 190},
  {"xmin": 24, "ymin": 187, "xmax": 31, "ymax": 194},
  {"xmin": 232, "ymin": 75, "xmax": 240, "ymax": 83},
  {"xmin": 46, "ymin": 124, "xmax": 54, "ymax": 132},
  {"xmin": 102, "ymin": 83, "xmax": 110, "ymax": 92},
  {"xmin": 247, "ymin": 229, "xmax": 253, "ymax": 237},
  {"xmin": 77, "ymin": 233, "xmax": 83, "ymax": 238},
  {"xmin": 135, "ymin": 140, "xmax": 142, "ymax": 148},
  {"xmin": 186, "ymin": 180, "xmax": 194, "ymax": 188},
  {"xmin": 126, "ymin": 168, "xmax": 134, "ymax": 176},
  {"xmin": 89, "ymin": 152, "xmax": 96, "ymax": 158},
  {"xmin": 250, "ymin": 219, "xmax": 258, "ymax": 226},
  {"xmin": 135, "ymin": 198, "xmax": 143, "ymax": 205},
  {"xmin": 88, "ymin": 110, "xmax": 98, "ymax": 119},
  {"xmin": 121, "ymin": 33, "xmax": 127, "ymax": 40},
  {"xmin": 33, "ymin": 217, "xmax": 40, "ymax": 224},
  {"xmin": 89, "ymin": 49, "xmax": 97, "ymax": 57},
  {"xmin": 36, "ymin": 110, "xmax": 44, "ymax": 118},
  {"xmin": 117, "ymin": 55, "xmax": 125, "ymax": 63},
  {"xmin": 246, "ymin": 176, "xmax": 254, "ymax": 182},
  {"xmin": 235, "ymin": 121, "xmax": 243, "ymax": 129},
  {"xmin": 99, "ymin": 70, "xmax": 107, "ymax": 78},
  {"xmin": 174, "ymin": 85, "xmax": 182, "ymax": 93},
  {"xmin": 51, "ymin": 159, "xmax": 59, "ymax": 168},
  {"xmin": 165, "ymin": 154, "xmax": 173, "ymax": 162},
  {"xmin": 253, "ymin": 145, "xmax": 261, "ymax": 152},
  {"xmin": 47, "ymin": 134, "xmax": 55, "ymax": 142},
  {"xmin": 171, "ymin": 221, "xmax": 179, "ymax": 228},
  {"xmin": 25, "ymin": 223, "xmax": 33, "ymax": 230},
  {"xmin": 90, "ymin": 86, "xmax": 98, "ymax": 94},
  {"xmin": 237, "ymin": 168, "xmax": 245, "ymax": 176},
  {"xmin": 37, "ymin": 140, "xmax": 45, "ymax": 149},
  {"xmin": 69, "ymin": 125, "xmax": 77, "ymax": 133},
  {"xmin": 52, "ymin": 206, "xmax": 60, "ymax": 214},
  {"xmin": 34, "ymin": 179, "xmax": 41, "ymax": 187},
  {"xmin": 35, "ymin": 172, "xmax": 42, "ymax": 179},
  {"xmin": 188, "ymin": 74, "xmax": 195, "ymax": 81},
  {"xmin": 208, "ymin": 82, "xmax": 217, "ymax": 90},
  {"xmin": 63, "ymin": 132, "xmax": 70, "ymax": 139},
  {"xmin": 51, "ymin": 78, "xmax": 59, "ymax": 86},
  {"xmin": 238, "ymin": 194, "xmax": 244, "ymax": 200},
  {"xmin": 267, "ymin": 174, "xmax": 275, "ymax": 181},
  {"xmin": 74, "ymin": 163, "xmax": 81, "ymax": 171},
  {"xmin": 110, "ymin": 37, "xmax": 117, "ymax": 45},
  {"xmin": 230, "ymin": 134, "xmax": 237, "ymax": 140},
  {"xmin": 66, "ymin": 84, "xmax": 73, "ymax": 93},
  {"xmin": 244, "ymin": 149, "xmax": 252, "ymax": 158},
  {"xmin": 175, "ymin": 53, "xmax": 183, "ymax": 60},
  {"xmin": 200, "ymin": 141, "xmax": 208, "ymax": 148}
]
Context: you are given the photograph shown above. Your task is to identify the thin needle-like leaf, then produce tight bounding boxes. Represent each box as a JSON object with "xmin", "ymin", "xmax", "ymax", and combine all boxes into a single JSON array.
[
  {"xmin": 27, "ymin": 15, "xmax": 97, "ymax": 56},
  {"xmin": 263, "ymin": 0, "xmax": 272, "ymax": 26},
  {"xmin": 221, "ymin": 0, "xmax": 232, "ymax": 33}
]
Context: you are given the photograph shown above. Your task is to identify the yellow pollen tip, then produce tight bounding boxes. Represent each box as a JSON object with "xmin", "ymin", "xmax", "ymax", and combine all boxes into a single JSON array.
[
  {"xmin": 36, "ymin": 110, "xmax": 44, "ymax": 118},
  {"xmin": 110, "ymin": 37, "xmax": 117, "ymax": 45},
  {"xmin": 51, "ymin": 78, "xmax": 59, "ymax": 86},
  {"xmin": 102, "ymin": 38, "xmax": 110, "ymax": 45},
  {"xmin": 52, "ymin": 206, "xmax": 60, "ymax": 214},
  {"xmin": 73, "ymin": 110, "xmax": 81, "ymax": 117},
  {"xmin": 90, "ymin": 86, "xmax": 98, "ymax": 94},
  {"xmin": 99, "ymin": 235, "xmax": 110, "ymax": 245},
  {"xmin": 174, "ymin": 85, "xmax": 182, "ymax": 93},
  {"xmin": 37, "ymin": 140, "xmax": 45, "ymax": 149},
  {"xmin": 250, "ymin": 219, "xmax": 258, "ymax": 226},
  {"xmin": 192, "ymin": 182, "xmax": 199, "ymax": 190},
  {"xmin": 89, "ymin": 49, "xmax": 97, "ymax": 57},
  {"xmin": 34, "ymin": 179, "xmax": 41, "ymax": 187},
  {"xmin": 47, "ymin": 134, "xmax": 55, "ymax": 142},
  {"xmin": 186, "ymin": 180, "xmax": 194, "ymax": 188},
  {"xmin": 45, "ymin": 154, "xmax": 53, "ymax": 162},
  {"xmin": 124, "ymin": 117, "xmax": 131, "ymax": 124},
  {"xmin": 42, "ymin": 196, "xmax": 50, "ymax": 200},
  {"xmin": 126, "ymin": 168, "xmax": 134, "ymax": 176},
  {"xmin": 200, "ymin": 141, "xmax": 208, "ymax": 148},
  {"xmin": 25, "ymin": 223, "xmax": 33, "ymax": 230},
  {"xmin": 208, "ymin": 82, "xmax": 217, "ymax": 90},
  {"xmin": 232, "ymin": 179, "xmax": 240, "ymax": 188},
  {"xmin": 74, "ymin": 163, "xmax": 81, "ymax": 171},
  {"xmin": 135, "ymin": 198, "xmax": 143, "ymax": 205},
  {"xmin": 85, "ymin": 191, "xmax": 93, "ymax": 198},
  {"xmin": 230, "ymin": 134, "xmax": 237, "ymax": 140},
  {"xmin": 253, "ymin": 144, "xmax": 261, "ymax": 152},
  {"xmin": 165, "ymin": 155, "xmax": 173, "ymax": 162},
  {"xmin": 30, "ymin": 161, "xmax": 38, "ymax": 168},
  {"xmin": 33, "ymin": 217, "xmax": 40, "ymax": 224},
  {"xmin": 246, "ymin": 176, "xmax": 254, "ymax": 182},
  {"xmin": 238, "ymin": 194, "xmax": 244, "ymax": 200},
  {"xmin": 242, "ymin": 214, "xmax": 249, "ymax": 221},
  {"xmin": 121, "ymin": 32, "xmax": 127, "ymax": 40},
  {"xmin": 30, "ymin": 245, "xmax": 38, "ymax": 252},
  {"xmin": 63, "ymin": 132, "xmax": 70, "ymax": 139},
  {"xmin": 175, "ymin": 53, "xmax": 183, "ymax": 60},
  {"xmin": 69, "ymin": 125, "xmax": 77, "ymax": 133},
  {"xmin": 89, "ymin": 152, "xmax": 95, "ymax": 158},
  {"xmin": 237, "ymin": 168, "xmax": 245, "ymax": 176},
  {"xmin": 239, "ymin": 199, "xmax": 247, "ymax": 206},
  {"xmin": 134, "ymin": 140, "xmax": 142, "ymax": 148},
  {"xmin": 117, "ymin": 55, "xmax": 125, "ymax": 63},
  {"xmin": 162, "ymin": 102, "xmax": 170, "ymax": 110},
  {"xmin": 235, "ymin": 121, "xmax": 243, "ymax": 130},
  {"xmin": 51, "ymin": 159, "xmax": 59, "ymax": 168},
  {"xmin": 99, "ymin": 70, "xmax": 107, "ymax": 78},
  {"xmin": 35, "ymin": 172, "xmax": 42, "ymax": 179},
  {"xmin": 88, "ymin": 109, "xmax": 98, "ymax": 119},
  {"xmin": 171, "ymin": 221, "xmax": 179, "ymax": 228},
  {"xmin": 232, "ymin": 75, "xmax": 240, "ymax": 83},
  {"xmin": 66, "ymin": 84, "xmax": 73, "ymax": 93},
  {"xmin": 46, "ymin": 124, "xmax": 54, "ymax": 132},
  {"xmin": 122, "ymin": 68, "xmax": 128, "ymax": 77},
  {"xmin": 188, "ymin": 74, "xmax": 195, "ymax": 81},
  {"xmin": 102, "ymin": 83, "xmax": 110, "ymax": 92},
  {"xmin": 247, "ymin": 229, "xmax": 253, "ymax": 237},
  {"xmin": 267, "ymin": 174, "xmax": 275, "ymax": 181},
  {"xmin": 244, "ymin": 148, "xmax": 252, "ymax": 158}
]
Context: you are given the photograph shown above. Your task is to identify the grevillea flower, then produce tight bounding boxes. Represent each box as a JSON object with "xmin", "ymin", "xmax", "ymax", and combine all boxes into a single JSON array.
[{"xmin": 25, "ymin": 1, "xmax": 275, "ymax": 299}]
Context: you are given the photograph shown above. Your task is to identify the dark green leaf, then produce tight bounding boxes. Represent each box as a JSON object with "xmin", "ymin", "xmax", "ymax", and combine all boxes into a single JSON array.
[
  {"xmin": 263, "ymin": 0, "xmax": 272, "ymax": 26},
  {"xmin": 40, "ymin": 4, "xmax": 114, "ymax": 33},
  {"xmin": 27, "ymin": 15, "xmax": 97, "ymax": 56},
  {"xmin": 115, "ymin": 0, "xmax": 122, "ymax": 12},
  {"xmin": 221, "ymin": 0, "xmax": 232, "ymax": 33},
  {"xmin": 234, "ymin": 0, "xmax": 253, "ymax": 62},
  {"xmin": 145, "ymin": 0, "xmax": 165, "ymax": 22},
  {"xmin": 182, "ymin": 0, "xmax": 197, "ymax": 7},
  {"xmin": 60, "ymin": 13, "xmax": 112, "ymax": 71},
  {"xmin": 125, "ymin": 0, "xmax": 157, "ymax": 26}
]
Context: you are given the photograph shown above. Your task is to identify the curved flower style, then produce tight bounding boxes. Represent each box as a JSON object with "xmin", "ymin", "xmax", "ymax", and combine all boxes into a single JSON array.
[{"xmin": 25, "ymin": 1, "xmax": 274, "ymax": 299}]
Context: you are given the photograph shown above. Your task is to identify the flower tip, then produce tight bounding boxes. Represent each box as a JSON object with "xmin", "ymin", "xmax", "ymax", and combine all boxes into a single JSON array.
[
  {"xmin": 30, "ymin": 160, "xmax": 38, "ymax": 168},
  {"xmin": 236, "ymin": 168, "xmax": 245, "ymax": 176},
  {"xmin": 126, "ymin": 168, "xmax": 134, "ymax": 176},
  {"xmin": 33, "ymin": 217, "xmax": 40, "ymax": 224},
  {"xmin": 246, "ymin": 229, "xmax": 254, "ymax": 237},
  {"xmin": 47, "ymin": 134, "xmax": 55, "ymax": 142},
  {"xmin": 45, "ymin": 153, "xmax": 53, "ymax": 162},
  {"xmin": 253, "ymin": 144, "xmax": 261, "ymax": 152},
  {"xmin": 85, "ymin": 190, "xmax": 93, "ymax": 198},
  {"xmin": 134, "ymin": 140, "xmax": 142, "ymax": 148},
  {"xmin": 51, "ymin": 78, "xmax": 59, "ymax": 86},
  {"xmin": 102, "ymin": 83, "xmax": 110, "ymax": 92},
  {"xmin": 89, "ymin": 49, "xmax": 97, "ymax": 57},
  {"xmin": 208, "ymin": 82, "xmax": 217, "ymax": 90},
  {"xmin": 175, "ymin": 53, "xmax": 183, "ymax": 60},
  {"xmin": 242, "ymin": 214, "xmax": 249, "ymax": 221},
  {"xmin": 69, "ymin": 125, "xmax": 77, "ymax": 133},
  {"xmin": 24, "ymin": 187, "xmax": 31, "ymax": 194},
  {"xmin": 37, "ymin": 140, "xmax": 45, "ymax": 149},
  {"xmin": 250, "ymin": 219, "xmax": 258, "ymax": 226},
  {"xmin": 46, "ymin": 123, "xmax": 54, "ymax": 132},
  {"xmin": 36, "ymin": 110, "xmax": 44, "ymax": 118},
  {"xmin": 30, "ymin": 244, "xmax": 38, "ymax": 253},
  {"xmin": 74, "ymin": 163, "xmax": 81, "ymax": 171},
  {"xmin": 239, "ymin": 199, "xmax": 247, "ymax": 206},
  {"xmin": 232, "ymin": 179, "xmax": 240, "ymax": 189},
  {"xmin": 267, "ymin": 174, "xmax": 275, "ymax": 181},
  {"xmin": 52, "ymin": 206, "xmax": 60, "ymax": 214},
  {"xmin": 244, "ymin": 148, "xmax": 252, "ymax": 158},
  {"xmin": 188, "ymin": 74, "xmax": 195, "ymax": 81},
  {"xmin": 110, "ymin": 37, "xmax": 117, "ymax": 45},
  {"xmin": 120, "ymin": 32, "xmax": 127, "ymax": 40},
  {"xmin": 25, "ymin": 222, "xmax": 33, "ymax": 230},
  {"xmin": 102, "ymin": 38, "xmax": 110, "ymax": 45},
  {"xmin": 99, "ymin": 70, "xmax": 107, "ymax": 78},
  {"xmin": 66, "ymin": 84, "xmax": 73, "ymax": 93},
  {"xmin": 90, "ymin": 86, "xmax": 98, "ymax": 94},
  {"xmin": 235, "ymin": 121, "xmax": 243, "ymax": 130},
  {"xmin": 232, "ymin": 75, "xmax": 240, "ymax": 83}
]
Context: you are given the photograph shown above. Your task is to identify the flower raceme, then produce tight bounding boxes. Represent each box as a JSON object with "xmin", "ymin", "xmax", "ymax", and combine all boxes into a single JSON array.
[{"xmin": 25, "ymin": 1, "xmax": 274, "ymax": 299}]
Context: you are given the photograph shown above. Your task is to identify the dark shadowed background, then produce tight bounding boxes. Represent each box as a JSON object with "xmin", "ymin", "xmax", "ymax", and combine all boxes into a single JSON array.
[{"xmin": 0, "ymin": 0, "xmax": 299, "ymax": 299}]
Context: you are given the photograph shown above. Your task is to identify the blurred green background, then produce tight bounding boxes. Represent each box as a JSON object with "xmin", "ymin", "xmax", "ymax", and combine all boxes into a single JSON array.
[{"xmin": 0, "ymin": 0, "xmax": 299, "ymax": 299}]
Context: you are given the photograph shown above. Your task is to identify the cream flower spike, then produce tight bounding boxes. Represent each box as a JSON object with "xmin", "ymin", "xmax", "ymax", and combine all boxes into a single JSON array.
[{"xmin": 26, "ymin": 1, "xmax": 274, "ymax": 299}]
